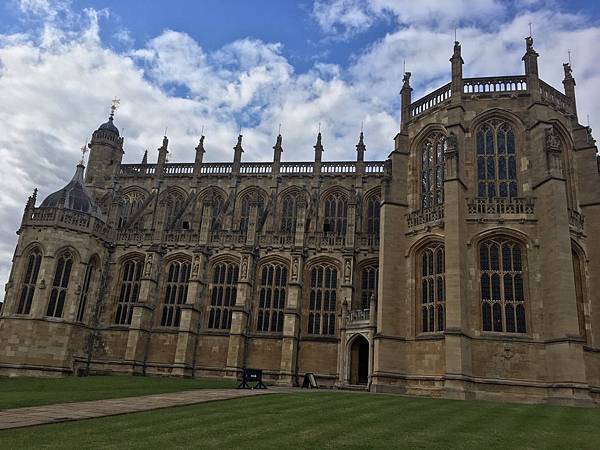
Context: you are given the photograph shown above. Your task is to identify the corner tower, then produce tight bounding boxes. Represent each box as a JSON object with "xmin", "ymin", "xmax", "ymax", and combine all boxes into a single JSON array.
[{"xmin": 85, "ymin": 101, "xmax": 124, "ymax": 199}]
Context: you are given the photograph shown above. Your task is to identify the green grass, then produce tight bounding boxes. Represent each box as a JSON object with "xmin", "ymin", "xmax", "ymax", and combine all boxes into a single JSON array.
[
  {"xmin": 0, "ymin": 375, "xmax": 236, "ymax": 410},
  {"xmin": 2, "ymin": 392, "xmax": 600, "ymax": 449}
]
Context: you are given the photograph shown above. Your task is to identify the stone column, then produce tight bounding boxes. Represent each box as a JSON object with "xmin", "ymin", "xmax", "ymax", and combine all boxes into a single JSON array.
[
  {"xmin": 337, "ymin": 255, "xmax": 354, "ymax": 383},
  {"xmin": 441, "ymin": 128, "xmax": 472, "ymax": 399},
  {"xmin": 371, "ymin": 133, "xmax": 409, "ymax": 392},
  {"xmin": 337, "ymin": 299, "xmax": 349, "ymax": 386},
  {"xmin": 279, "ymin": 253, "xmax": 303, "ymax": 385},
  {"xmin": 345, "ymin": 199, "xmax": 356, "ymax": 248},
  {"xmin": 294, "ymin": 199, "xmax": 307, "ymax": 247},
  {"xmin": 225, "ymin": 252, "xmax": 255, "ymax": 377},
  {"xmin": 532, "ymin": 124, "xmax": 589, "ymax": 402},
  {"xmin": 63, "ymin": 260, "xmax": 86, "ymax": 322},
  {"xmin": 124, "ymin": 247, "xmax": 161, "ymax": 373},
  {"xmin": 198, "ymin": 202, "xmax": 213, "ymax": 245},
  {"xmin": 173, "ymin": 248, "xmax": 209, "ymax": 377}
]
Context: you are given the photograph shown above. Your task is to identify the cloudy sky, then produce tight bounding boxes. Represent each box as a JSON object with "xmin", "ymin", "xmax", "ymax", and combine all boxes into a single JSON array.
[{"xmin": 0, "ymin": 0, "xmax": 599, "ymax": 290}]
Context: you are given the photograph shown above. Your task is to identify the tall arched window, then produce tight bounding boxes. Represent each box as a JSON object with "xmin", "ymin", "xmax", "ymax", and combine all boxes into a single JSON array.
[
  {"xmin": 572, "ymin": 248, "xmax": 587, "ymax": 341},
  {"xmin": 366, "ymin": 195, "xmax": 380, "ymax": 236},
  {"xmin": 160, "ymin": 260, "xmax": 191, "ymax": 327},
  {"xmin": 207, "ymin": 262, "xmax": 239, "ymax": 329},
  {"xmin": 118, "ymin": 191, "xmax": 145, "ymax": 229},
  {"xmin": 420, "ymin": 244, "xmax": 445, "ymax": 333},
  {"xmin": 360, "ymin": 265, "xmax": 378, "ymax": 309},
  {"xmin": 46, "ymin": 251, "xmax": 74, "ymax": 318},
  {"xmin": 114, "ymin": 258, "xmax": 143, "ymax": 325},
  {"xmin": 163, "ymin": 191, "xmax": 185, "ymax": 231},
  {"xmin": 238, "ymin": 194, "xmax": 264, "ymax": 234},
  {"xmin": 323, "ymin": 193, "xmax": 348, "ymax": 235},
  {"xmin": 256, "ymin": 263, "xmax": 288, "ymax": 332},
  {"xmin": 477, "ymin": 120, "xmax": 517, "ymax": 199},
  {"xmin": 280, "ymin": 194, "xmax": 298, "ymax": 234},
  {"xmin": 76, "ymin": 258, "xmax": 97, "ymax": 322},
  {"xmin": 16, "ymin": 248, "xmax": 42, "ymax": 315},
  {"xmin": 203, "ymin": 193, "xmax": 224, "ymax": 232},
  {"xmin": 480, "ymin": 238, "xmax": 526, "ymax": 333},
  {"xmin": 421, "ymin": 133, "xmax": 445, "ymax": 209},
  {"xmin": 308, "ymin": 264, "xmax": 337, "ymax": 335}
]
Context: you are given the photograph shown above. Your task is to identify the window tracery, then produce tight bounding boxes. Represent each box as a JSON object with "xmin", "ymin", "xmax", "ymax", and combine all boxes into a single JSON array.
[
  {"xmin": 480, "ymin": 238, "xmax": 526, "ymax": 333},
  {"xmin": 308, "ymin": 264, "xmax": 337, "ymax": 335},
  {"xmin": 323, "ymin": 193, "xmax": 348, "ymax": 235},
  {"xmin": 420, "ymin": 244, "xmax": 445, "ymax": 333},
  {"xmin": 16, "ymin": 248, "xmax": 42, "ymax": 315},
  {"xmin": 476, "ymin": 120, "xmax": 517, "ymax": 199},
  {"xmin": 46, "ymin": 251, "xmax": 74, "ymax": 318},
  {"xmin": 118, "ymin": 191, "xmax": 145, "ymax": 230},
  {"xmin": 76, "ymin": 258, "xmax": 97, "ymax": 322},
  {"xmin": 360, "ymin": 265, "xmax": 378, "ymax": 309},
  {"xmin": 160, "ymin": 260, "xmax": 191, "ymax": 327},
  {"xmin": 114, "ymin": 258, "xmax": 143, "ymax": 325},
  {"xmin": 256, "ymin": 263, "xmax": 287, "ymax": 333},
  {"xmin": 421, "ymin": 133, "xmax": 445, "ymax": 209},
  {"xmin": 207, "ymin": 262, "xmax": 239, "ymax": 329}
]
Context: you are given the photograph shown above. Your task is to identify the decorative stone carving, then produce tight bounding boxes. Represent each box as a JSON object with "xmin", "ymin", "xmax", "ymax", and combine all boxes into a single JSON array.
[
  {"xmin": 241, "ymin": 256, "xmax": 248, "ymax": 279},
  {"xmin": 291, "ymin": 258, "xmax": 299, "ymax": 281},
  {"xmin": 444, "ymin": 132, "xmax": 459, "ymax": 179},
  {"xmin": 544, "ymin": 126, "xmax": 562, "ymax": 175},
  {"xmin": 343, "ymin": 258, "xmax": 352, "ymax": 283},
  {"xmin": 144, "ymin": 253, "xmax": 153, "ymax": 277},
  {"xmin": 192, "ymin": 255, "xmax": 200, "ymax": 278}
]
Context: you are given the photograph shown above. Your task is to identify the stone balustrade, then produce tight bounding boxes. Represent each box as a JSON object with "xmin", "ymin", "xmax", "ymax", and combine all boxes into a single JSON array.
[
  {"xmin": 406, "ymin": 205, "xmax": 444, "ymax": 228},
  {"xmin": 409, "ymin": 82, "xmax": 452, "ymax": 118},
  {"xmin": 539, "ymin": 80, "xmax": 574, "ymax": 114},
  {"xmin": 463, "ymin": 75, "xmax": 527, "ymax": 94},
  {"xmin": 346, "ymin": 308, "xmax": 370, "ymax": 326},
  {"xmin": 306, "ymin": 232, "xmax": 347, "ymax": 248},
  {"xmin": 25, "ymin": 207, "xmax": 110, "ymax": 239},
  {"xmin": 257, "ymin": 233, "xmax": 295, "ymax": 246},
  {"xmin": 467, "ymin": 197, "xmax": 535, "ymax": 215}
]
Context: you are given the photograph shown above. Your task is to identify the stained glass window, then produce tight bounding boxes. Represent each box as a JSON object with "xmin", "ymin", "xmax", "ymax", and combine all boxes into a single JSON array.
[{"xmin": 477, "ymin": 121, "xmax": 517, "ymax": 199}]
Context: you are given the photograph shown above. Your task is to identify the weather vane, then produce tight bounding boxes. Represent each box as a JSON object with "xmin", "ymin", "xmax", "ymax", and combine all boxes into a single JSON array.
[
  {"xmin": 110, "ymin": 96, "xmax": 121, "ymax": 119},
  {"xmin": 80, "ymin": 142, "xmax": 88, "ymax": 165}
]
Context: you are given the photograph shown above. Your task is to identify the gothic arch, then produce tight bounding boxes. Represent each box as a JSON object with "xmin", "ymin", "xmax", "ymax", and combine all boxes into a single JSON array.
[
  {"xmin": 470, "ymin": 227, "xmax": 530, "ymax": 249},
  {"xmin": 52, "ymin": 245, "xmax": 81, "ymax": 263},
  {"xmin": 406, "ymin": 233, "xmax": 445, "ymax": 258},
  {"xmin": 470, "ymin": 108, "xmax": 526, "ymax": 134},
  {"xmin": 256, "ymin": 254, "xmax": 291, "ymax": 270},
  {"xmin": 305, "ymin": 255, "xmax": 342, "ymax": 272},
  {"xmin": 18, "ymin": 241, "xmax": 45, "ymax": 258},
  {"xmin": 164, "ymin": 251, "xmax": 192, "ymax": 265}
]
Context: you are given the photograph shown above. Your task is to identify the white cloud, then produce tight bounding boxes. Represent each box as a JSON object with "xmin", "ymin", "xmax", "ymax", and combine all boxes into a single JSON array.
[{"xmin": 0, "ymin": 0, "xmax": 598, "ymax": 296}]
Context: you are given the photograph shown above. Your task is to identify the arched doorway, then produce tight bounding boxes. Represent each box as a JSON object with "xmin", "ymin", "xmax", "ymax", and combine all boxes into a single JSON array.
[{"xmin": 349, "ymin": 335, "xmax": 369, "ymax": 385}]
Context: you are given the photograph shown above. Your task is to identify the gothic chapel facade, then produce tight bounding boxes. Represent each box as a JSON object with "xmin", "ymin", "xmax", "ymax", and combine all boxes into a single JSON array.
[{"xmin": 2, "ymin": 38, "xmax": 600, "ymax": 405}]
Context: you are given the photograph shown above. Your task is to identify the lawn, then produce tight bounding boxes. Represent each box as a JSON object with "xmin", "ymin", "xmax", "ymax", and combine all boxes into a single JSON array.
[
  {"xmin": 2, "ymin": 391, "xmax": 600, "ymax": 449},
  {"xmin": 0, "ymin": 375, "xmax": 236, "ymax": 410}
]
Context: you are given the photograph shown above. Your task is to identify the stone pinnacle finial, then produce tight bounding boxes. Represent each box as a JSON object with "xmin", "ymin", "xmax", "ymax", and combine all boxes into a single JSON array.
[
  {"xmin": 402, "ymin": 71, "xmax": 411, "ymax": 87},
  {"xmin": 275, "ymin": 133, "xmax": 282, "ymax": 150},
  {"xmin": 563, "ymin": 62, "xmax": 573, "ymax": 79},
  {"xmin": 196, "ymin": 135, "xmax": 206, "ymax": 154},
  {"xmin": 234, "ymin": 134, "xmax": 243, "ymax": 152},
  {"xmin": 141, "ymin": 149, "xmax": 148, "ymax": 164}
]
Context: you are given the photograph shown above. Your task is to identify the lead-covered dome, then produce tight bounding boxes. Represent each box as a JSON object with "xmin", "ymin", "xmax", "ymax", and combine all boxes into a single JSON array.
[{"xmin": 40, "ymin": 164, "xmax": 104, "ymax": 220}]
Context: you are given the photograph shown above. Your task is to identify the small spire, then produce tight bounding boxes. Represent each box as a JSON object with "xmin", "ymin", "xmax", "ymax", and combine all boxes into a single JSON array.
[
  {"xmin": 79, "ymin": 141, "xmax": 88, "ymax": 166},
  {"xmin": 563, "ymin": 62, "xmax": 574, "ymax": 80},
  {"xmin": 141, "ymin": 150, "xmax": 148, "ymax": 165},
  {"xmin": 356, "ymin": 131, "xmax": 366, "ymax": 162},
  {"xmin": 315, "ymin": 131, "xmax": 322, "ymax": 147},
  {"xmin": 402, "ymin": 72, "xmax": 412, "ymax": 88}
]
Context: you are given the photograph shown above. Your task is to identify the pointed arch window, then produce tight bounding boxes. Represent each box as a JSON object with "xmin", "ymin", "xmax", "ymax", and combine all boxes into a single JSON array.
[
  {"xmin": 16, "ymin": 248, "xmax": 42, "ymax": 315},
  {"xmin": 76, "ymin": 258, "xmax": 97, "ymax": 322},
  {"xmin": 207, "ymin": 262, "xmax": 239, "ymax": 329},
  {"xmin": 118, "ymin": 191, "xmax": 145, "ymax": 230},
  {"xmin": 360, "ymin": 265, "xmax": 378, "ymax": 310},
  {"xmin": 46, "ymin": 251, "xmax": 74, "ymax": 318},
  {"xmin": 239, "ymin": 194, "xmax": 264, "ymax": 234},
  {"xmin": 421, "ymin": 133, "xmax": 445, "ymax": 209},
  {"xmin": 280, "ymin": 194, "xmax": 298, "ymax": 234},
  {"xmin": 420, "ymin": 244, "xmax": 445, "ymax": 333},
  {"xmin": 366, "ymin": 195, "xmax": 380, "ymax": 236},
  {"xmin": 204, "ymin": 193, "xmax": 224, "ymax": 232},
  {"xmin": 160, "ymin": 260, "xmax": 191, "ymax": 327},
  {"xmin": 164, "ymin": 192, "xmax": 185, "ymax": 231},
  {"xmin": 477, "ymin": 120, "xmax": 517, "ymax": 199},
  {"xmin": 323, "ymin": 193, "xmax": 348, "ymax": 235},
  {"xmin": 480, "ymin": 238, "xmax": 526, "ymax": 333},
  {"xmin": 308, "ymin": 265, "xmax": 337, "ymax": 335},
  {"xmin": 114, "ymin": 258, "xmax": 143, "ymax": 325},
  {"xmin": 256, "ymin": 263, "xmax": 288, "ymax": 333}
]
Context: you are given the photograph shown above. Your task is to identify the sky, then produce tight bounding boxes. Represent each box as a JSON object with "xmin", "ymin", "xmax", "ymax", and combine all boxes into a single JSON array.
[{"xmin": 0, "ymin": 0, "xmax": 599, "ymax": 291}]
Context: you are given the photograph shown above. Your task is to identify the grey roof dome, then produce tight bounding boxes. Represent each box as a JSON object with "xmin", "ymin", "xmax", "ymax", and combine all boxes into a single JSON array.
[
  {"xmin": 97, "ymin": 116, "xmax": 119, "ymax": 136},
  {"xmin": 40, "ymin": 164, "xmax": 105, "ymax": 220}
]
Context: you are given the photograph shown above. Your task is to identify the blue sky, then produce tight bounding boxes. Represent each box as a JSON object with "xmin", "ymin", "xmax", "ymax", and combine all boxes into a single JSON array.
[{"xmin": 0, "ymin": 0, "xmax": 599, "ymax": 287}]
